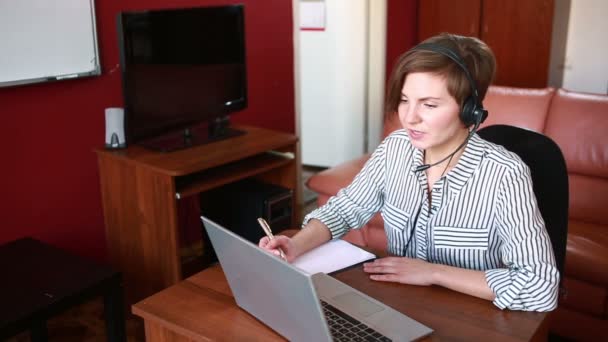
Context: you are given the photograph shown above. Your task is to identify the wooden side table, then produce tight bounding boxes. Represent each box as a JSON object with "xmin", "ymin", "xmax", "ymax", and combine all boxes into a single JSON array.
[{"xmin": 0, "ymin": 238, "xmax": 126, "ymax": 342}]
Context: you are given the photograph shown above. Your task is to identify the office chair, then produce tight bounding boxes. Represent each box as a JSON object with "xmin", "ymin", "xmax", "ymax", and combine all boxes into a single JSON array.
[{"xmin": 477, "ymin": 124, "xmax": 569, "ymax": 276}]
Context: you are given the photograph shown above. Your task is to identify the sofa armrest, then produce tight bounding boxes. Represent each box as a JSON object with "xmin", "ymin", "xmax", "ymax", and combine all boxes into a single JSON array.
[
  {"xmin": 306, "ymin": 154, "xmax": 371, "ymax": 197},
  {"xmin": 305, "ymin": 154, "xmax": 388, "ymax": 251}
]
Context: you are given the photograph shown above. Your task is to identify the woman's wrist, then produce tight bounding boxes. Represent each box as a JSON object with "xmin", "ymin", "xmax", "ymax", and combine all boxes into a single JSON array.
[
  {"xmin": 430, "ymin": 263, "xmax": 447, "ymax": 286},
  {"xmin": 290, "ymin": 239, "xmax": 302, "ymax": 259}
]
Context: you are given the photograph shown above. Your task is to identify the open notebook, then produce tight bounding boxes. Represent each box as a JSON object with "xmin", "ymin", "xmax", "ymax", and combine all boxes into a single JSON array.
[{"xmin": 292, "ymin": 239, "xmax": 376, "ymax": 274}]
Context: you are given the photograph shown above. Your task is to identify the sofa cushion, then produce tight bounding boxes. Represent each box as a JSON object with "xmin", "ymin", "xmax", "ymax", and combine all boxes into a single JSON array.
[
  {"xmin": 306, "ymin": 154, "xmax": 371, "ymax": 196},
  {"xmin": 545, "ymin": 89, "xmax": 608, "ymax": 179},
  {"xmin": 544, "ymin": 88, "xmax": 608, "ymax": 227},
  {"xmin": 560, "ymin": 276, "xmax": 607, "ymax": 318},
  {"xmin": 565, "ymin": 220, "xmax": 608, "ymax": 287},
  {"xmin": 568, "ymin": 174, "xmax": 608, "ymax": 225},
  {"xmin": 551, "ymin": 305, "xmax": 608, "ymax": 340},
  {"xmin": 481, "ymin": 85, "xmax": 555, "ymax": 132}
]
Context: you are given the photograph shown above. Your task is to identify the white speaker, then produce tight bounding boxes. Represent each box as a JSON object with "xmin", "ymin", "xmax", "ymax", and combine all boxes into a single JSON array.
[{"xmin": 105, "ymin": 107, "xmax": 126, "ymax": 149}]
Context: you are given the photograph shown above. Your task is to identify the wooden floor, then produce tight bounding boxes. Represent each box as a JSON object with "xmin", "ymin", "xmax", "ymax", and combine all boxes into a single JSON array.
[
  {"xmin": 6, "ymin": 166, "xmax": 322, "ymax": 342},
  {"xmin": 7, "ymin": 296, "xmax": 143, "ymax": 342}
]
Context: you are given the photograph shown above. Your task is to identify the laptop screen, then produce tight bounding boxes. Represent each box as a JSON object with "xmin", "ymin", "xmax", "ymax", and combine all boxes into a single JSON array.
[{"xmin": 202, "ymin": 216, "xmax": 333, "ymax": 341}]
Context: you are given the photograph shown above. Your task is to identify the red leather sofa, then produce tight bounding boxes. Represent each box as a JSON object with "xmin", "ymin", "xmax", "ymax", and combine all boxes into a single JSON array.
[{"xmin": 306, "ymin": 86, "xmax": 608, "ymax": 340}]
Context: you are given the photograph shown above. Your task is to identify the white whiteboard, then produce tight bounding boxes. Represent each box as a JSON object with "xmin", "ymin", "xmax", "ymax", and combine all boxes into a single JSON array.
[{"xmin": 0, "ymin": 0, "xmax": 100, "ymax": 87}]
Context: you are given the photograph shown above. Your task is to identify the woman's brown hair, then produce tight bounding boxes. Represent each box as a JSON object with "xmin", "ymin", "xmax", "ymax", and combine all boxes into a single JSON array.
[{"xmin": 385, "ymin": 33, "xmax": 496, "ymax": 123}]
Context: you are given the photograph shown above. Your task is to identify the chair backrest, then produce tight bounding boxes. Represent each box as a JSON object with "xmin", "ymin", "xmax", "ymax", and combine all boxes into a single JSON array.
[{"xmin": 477, "ymin": 124, "xmax": 569, "ymax": 275}]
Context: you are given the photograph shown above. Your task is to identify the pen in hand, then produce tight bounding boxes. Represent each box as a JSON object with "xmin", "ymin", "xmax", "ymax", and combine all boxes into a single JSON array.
[{"xmin": 257, "ymin": 218, "xmax": 286, "ymax": 259}]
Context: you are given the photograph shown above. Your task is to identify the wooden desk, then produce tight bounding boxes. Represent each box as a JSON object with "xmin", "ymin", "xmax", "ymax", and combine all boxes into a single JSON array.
[
  {"xmin": 133, "ymin": 264, "xmax": 549, "ymax": 341},
  {"xmin": 96, "ymin": 126, "xmax": 299, "ymax": 304}
]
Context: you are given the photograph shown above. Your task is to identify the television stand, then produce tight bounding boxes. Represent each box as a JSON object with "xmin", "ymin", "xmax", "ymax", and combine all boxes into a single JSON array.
[
  {"xmin": 95, "ymin": 125, "xmax": 299, "ymax": 305},
  {"xmin": 139, "ymin": 122, "xmax": 245, "ymax": 152}
]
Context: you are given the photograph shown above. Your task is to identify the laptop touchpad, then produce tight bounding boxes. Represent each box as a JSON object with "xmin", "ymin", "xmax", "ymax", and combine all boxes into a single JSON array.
[{"xmin": 332, "ymin": 292, "xmax": 384, "ymax": 317}]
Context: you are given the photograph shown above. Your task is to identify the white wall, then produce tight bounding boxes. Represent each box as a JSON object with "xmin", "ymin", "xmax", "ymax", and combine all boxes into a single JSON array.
[
  {"xmin": 561, "ymin": 0, "xmax": 608, "ymax": 94},
  {"xmin": 299, "ymin": 0, "xmax": 386, "ymax": 167},
  {"xmin": 366, "ymin": 1, "xmax": 387, "ymax": 152},
  {"xmin": 547, "ymin": 0, "xmax": 570, "ymax": 89},
  {"xmin": 292, "ymin": 0, "xmax": 303, "ymax": 207}
]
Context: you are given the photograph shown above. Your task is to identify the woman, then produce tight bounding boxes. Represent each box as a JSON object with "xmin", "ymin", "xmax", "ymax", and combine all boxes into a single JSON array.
[{"xmin": 260, "ymin": 33, "xmax": 559, "ymax": 312}]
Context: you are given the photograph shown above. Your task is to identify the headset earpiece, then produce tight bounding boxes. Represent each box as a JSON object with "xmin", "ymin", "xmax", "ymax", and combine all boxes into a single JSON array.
[
  {"xmin": 461, "ymin": 96, "xmax": 477, "ymax": 126},
  {"xmin": 412, "ymin": 43, "xmax": 488, "ymax": 128},
  {"xmin": 461, "ymin": 97, "xmax": 488, "ymax": 127},
  {"xmin": 475, "ymin": 107, "xmax": 488, "ymax": 125}
]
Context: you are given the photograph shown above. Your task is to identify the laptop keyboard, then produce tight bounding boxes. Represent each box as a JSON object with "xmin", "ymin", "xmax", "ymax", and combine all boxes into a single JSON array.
[{"xmin": 321, "ymin": 300, "xmax": 392, "ymax": 342}]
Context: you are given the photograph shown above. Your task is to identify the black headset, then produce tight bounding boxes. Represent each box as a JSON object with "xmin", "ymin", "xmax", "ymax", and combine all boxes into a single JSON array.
[{"xmin": 412, "ymin": 43, "xmax": 488, "ymax": 127}]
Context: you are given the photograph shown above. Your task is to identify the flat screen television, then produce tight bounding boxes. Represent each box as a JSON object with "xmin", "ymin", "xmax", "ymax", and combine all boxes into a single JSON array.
[{"xmin": 117, "ymin": 5, "xmax": 247, "ymax": 152}]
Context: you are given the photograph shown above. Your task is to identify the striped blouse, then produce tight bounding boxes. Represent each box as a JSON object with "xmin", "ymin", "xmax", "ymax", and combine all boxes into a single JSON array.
[{"xmin": 304, "ymin": 129, "xmax": 559, "ymax": 312}]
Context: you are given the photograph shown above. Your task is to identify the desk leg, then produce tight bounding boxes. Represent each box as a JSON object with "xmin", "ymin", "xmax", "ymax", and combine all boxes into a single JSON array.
[
  {"xmin": 104, "ymin": 279, "xmax": 127, "ymax": 342},
  {"xmin": 30, "ymin": 320, "xmax": 47, "ymax": 342}
]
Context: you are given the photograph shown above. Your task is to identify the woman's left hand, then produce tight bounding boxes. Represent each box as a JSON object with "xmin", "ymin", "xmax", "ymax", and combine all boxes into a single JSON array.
[{"xmin": 363, "ymin": 256, "xmax": 437, "ymax": 286}]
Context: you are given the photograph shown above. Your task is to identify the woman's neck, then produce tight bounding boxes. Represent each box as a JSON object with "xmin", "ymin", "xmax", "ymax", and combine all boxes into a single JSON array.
[{"xmin": 424, "ymin": 129, "xmax": 470, "ymax": 167}]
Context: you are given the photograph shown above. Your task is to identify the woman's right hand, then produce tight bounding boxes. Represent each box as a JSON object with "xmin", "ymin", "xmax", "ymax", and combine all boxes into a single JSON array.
[{"xmin": 258, "ymin": 235, "xmax": 299, "ymax": 263}]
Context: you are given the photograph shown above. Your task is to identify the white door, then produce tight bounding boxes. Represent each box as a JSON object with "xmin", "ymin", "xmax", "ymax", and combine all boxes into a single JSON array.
[{"xmin": 297, "ymin": 0, "xmax": 386, "ymax": 167}]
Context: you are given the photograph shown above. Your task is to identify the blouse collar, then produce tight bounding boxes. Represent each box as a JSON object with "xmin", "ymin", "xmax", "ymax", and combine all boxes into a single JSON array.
[{"xmin": 410, "ymin": 132, "xmax": 486, "ymax": 194}]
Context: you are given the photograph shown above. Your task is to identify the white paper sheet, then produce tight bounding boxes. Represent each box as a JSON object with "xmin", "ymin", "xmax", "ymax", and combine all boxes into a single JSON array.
[{"xmin": 292, "ymin": 239, "xmax": 376, "ymax": 275}]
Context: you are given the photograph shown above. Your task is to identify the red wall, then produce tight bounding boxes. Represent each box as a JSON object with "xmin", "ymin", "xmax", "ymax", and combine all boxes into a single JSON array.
[{"xmin": 0, "ymin": 0, "xmax": 294, "ymax": 261}]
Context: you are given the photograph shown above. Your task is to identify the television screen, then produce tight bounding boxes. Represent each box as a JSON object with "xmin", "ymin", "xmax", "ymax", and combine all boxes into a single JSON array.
[{"xmin": 117, "ymin": 5, "xmax": 247, "ymax": 151}]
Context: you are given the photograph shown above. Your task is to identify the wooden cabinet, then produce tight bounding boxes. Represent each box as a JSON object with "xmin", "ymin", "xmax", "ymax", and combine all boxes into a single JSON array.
[
  {"xmin": 95, "ymin": 126, "xmax": 299, "ymax": 303},
  {"xmin": 418, "ymin": 0, "xmax": 555, "ymax": 88},
  {"xmin": 418, "ymin": 0, "xmax": 481, "ymax": 38}
]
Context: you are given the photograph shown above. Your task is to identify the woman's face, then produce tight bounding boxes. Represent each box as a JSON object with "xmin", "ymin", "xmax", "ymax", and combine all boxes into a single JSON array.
[{"xmin": 398, "ymin": 72, "xmax": 469, "ymax": 158}]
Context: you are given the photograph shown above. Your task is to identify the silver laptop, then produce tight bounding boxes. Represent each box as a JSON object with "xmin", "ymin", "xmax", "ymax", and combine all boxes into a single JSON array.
[{"xmin": 202, "ymin": 216, "xmax": 433, "ymax": 342}]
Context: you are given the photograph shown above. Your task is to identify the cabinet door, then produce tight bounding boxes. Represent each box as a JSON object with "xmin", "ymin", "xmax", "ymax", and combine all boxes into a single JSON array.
[
  {"xmin": 481, "ymin": 0, "xmax": 554, "ymax": 87},
  {"xmin": 417, "ymin": 0, "xmax": 481, "ymax": 41}
]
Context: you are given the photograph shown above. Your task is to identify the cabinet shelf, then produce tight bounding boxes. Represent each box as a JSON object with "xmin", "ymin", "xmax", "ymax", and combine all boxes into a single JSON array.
[{"xmin": 175, "ymin": 152, "xmax": 293, "ymax": 199}]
